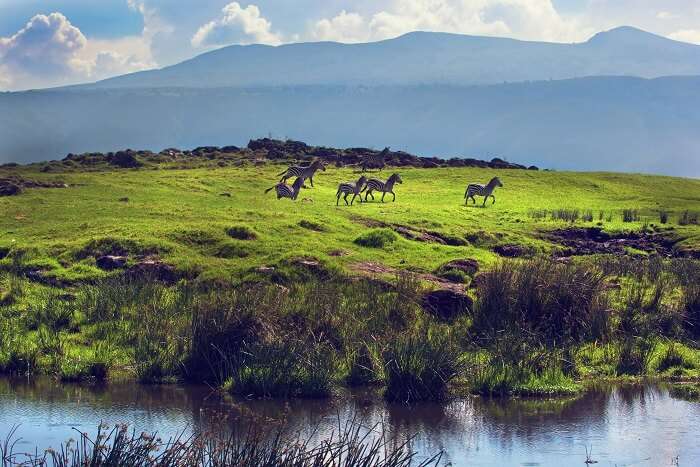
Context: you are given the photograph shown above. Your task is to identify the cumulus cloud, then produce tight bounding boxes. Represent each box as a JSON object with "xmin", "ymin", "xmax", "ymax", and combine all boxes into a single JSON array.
[
  {"xmin": 0, "ymin": 12, "xmax": 154, "ymax": 90},
  {"xmin": 668, "ymin": 29, "xmax": 700, "ymax": 44},
  {"xmin": 309, "ymin": 0, "xmax": 585, "ymax": 44},
  {"xmin": 192, "ymin": 2, "xmax": 282, "ymax": 47}
]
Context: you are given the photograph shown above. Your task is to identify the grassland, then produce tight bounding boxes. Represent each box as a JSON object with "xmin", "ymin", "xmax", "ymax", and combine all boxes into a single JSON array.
[
  {"xmin": 1, "ymin": 157, "xmax": 700, "ymax": 401},
  {"xmin": 2, "ymin": 163, "xmax": 700, "ymax": 283}
]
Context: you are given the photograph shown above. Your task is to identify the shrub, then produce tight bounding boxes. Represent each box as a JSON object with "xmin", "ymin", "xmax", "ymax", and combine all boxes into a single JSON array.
[
  {"xmin": 678, "ymin": 210, "xmax": 698, "ymax": 226},
  {"xmin": 659, "ymin": 209, "xmax": 669, "ymax": 224},
  {"xmin": 582, "ymin": 210, "xmax": 594, "ymax": 222},
  {"xmin": 383, "ymin": 331, "xmax": 463, "ymax": 402},
  {"xmin": 226, "ymin": 225, "xmax": 257, "ymax": 240},
  {"xmin": 354, "ymin": 229, "xmax": 397, "ymax": 248}
]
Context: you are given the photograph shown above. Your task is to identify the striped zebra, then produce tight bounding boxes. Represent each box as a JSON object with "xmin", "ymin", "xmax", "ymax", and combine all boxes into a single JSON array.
[
  {"xmin": 361, "ymin": 147, "xmax": 389, "ymax": 172},
  {"xmin": 465, "ymin": 176, "xmax": 503, "ymax": 206},
  {"xmin": 364, "ymin": 173, "xmax": 402, "ymax": 202},
  {"xmin": 277, "ymin": 159, "xmax": 326, "ymax": 187},
  {"xmin": 336, "ymin": 175, "xmax": 367, "ymax": 206},
  {"xmin": 265, "ymin": 176, "xmax": 306, "ymax": 200}
]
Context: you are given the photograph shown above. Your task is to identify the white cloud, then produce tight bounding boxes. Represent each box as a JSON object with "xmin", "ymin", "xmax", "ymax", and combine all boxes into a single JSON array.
[
  {"xmin": 0, "ymin": 12, "xmax": 154, "ymax": 90},
  {"xmin": 192, "ymin": 2, "xmax": 282, "ymax": 48},
  {"xmin": 668, "ymin": 28, "xmax": 700, "ymax": 44},
  {"xmin": 309, "ymin": 0, "xmax": 587, "ymax": 44},
  {"xmin": 311, "ymin": 10, "xmax": 369, "ymax": 42}
]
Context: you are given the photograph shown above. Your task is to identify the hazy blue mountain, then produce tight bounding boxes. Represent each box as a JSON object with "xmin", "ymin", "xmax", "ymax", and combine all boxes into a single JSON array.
[
  {"xmin": 3, "ymin": 77, "xmax": 700, "ymax": 177},
  {"xmin": 80, "ymin": 27, "xmax": 700, "ymax": 89}
]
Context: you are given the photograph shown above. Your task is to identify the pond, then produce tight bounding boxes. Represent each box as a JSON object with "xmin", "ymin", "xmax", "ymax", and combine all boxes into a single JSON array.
[{"xmin": 1, "ymin": 377, "xmax": 698, "ymax": 466}]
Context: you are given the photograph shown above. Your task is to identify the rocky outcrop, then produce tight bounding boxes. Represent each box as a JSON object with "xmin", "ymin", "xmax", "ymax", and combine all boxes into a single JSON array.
[{"xmin": 0, "ymin": 176, "xmax": 67, "ymax": 196}]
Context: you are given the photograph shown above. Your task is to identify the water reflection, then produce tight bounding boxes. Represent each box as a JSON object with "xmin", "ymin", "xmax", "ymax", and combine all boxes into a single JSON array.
[{"xmin": 1, "ymin": 377, "xmax": 698, "ymax": 466}]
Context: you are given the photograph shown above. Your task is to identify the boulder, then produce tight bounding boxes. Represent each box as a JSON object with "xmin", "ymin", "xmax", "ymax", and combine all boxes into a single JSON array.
[
  {"xmin": 0, "ymin": 181, "xmax": 22, "ymax": 196},
  {"xmin": 421, "ymin": 289, "xmax": 473, "ymax": 322},
  {"xmin": 111, "ymin": 151, "xmax": 142, "ymax": 168}
]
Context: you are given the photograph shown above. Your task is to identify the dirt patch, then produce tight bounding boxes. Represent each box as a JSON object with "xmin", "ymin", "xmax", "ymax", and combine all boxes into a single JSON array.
[
  {"xmin": 544, "ymin": 227, "xmax": 679, "ymax": 257},
  {"xmin": 351, "ymin": 261, "xmax": 466, "ymax": 293}
]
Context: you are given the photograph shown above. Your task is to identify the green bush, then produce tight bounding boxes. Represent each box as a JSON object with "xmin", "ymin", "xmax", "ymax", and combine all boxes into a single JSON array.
[{"xmin": 354, "ymin": 229, "xmax": 397, "ymax": 248}]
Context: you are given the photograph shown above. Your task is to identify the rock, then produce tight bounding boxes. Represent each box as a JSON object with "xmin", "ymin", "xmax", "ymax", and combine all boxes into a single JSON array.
[
  {"xmin": 441, "ymin": 258, "xmax": 480, "ymax": 276},
  {"xmin": 421, "ymin": 289, "xmax": 473, "ymax": 323},
  {"xmin": 111, "ymin": 151, "xmax": 142, "ymax": 168},
  {"xmin": 493, "ymin": 244, "xmax": 528, "ymax": 257},
  {"xmin": 0, "ymin": 181, "xmax": 23, "ymax": 196},
  {"xmin": 220, "ymin": 192, "xmax": 232, "ymax": 197},
  {"xmin": 256, "ymin": 266, "xmax": 275, "ymax": 274},
  {"xmin": 118, "ymin": 197, "xmax": 129, "ymax": 202},
  {"xmin": 96, "ymin": 255, "xmax": 127, "ymax": 270}
]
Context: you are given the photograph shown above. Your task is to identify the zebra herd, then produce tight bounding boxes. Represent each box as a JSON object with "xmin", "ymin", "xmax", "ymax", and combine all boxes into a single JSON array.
[{"xmin": 265, "ymin": 158, "xmax": 503, "ymax": 206}]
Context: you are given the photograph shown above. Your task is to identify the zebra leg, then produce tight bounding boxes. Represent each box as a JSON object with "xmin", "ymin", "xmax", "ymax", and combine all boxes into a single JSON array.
[
  {"xmin": 344, "ymin": 193, "xmax": 350, "ymax": 206},
  {"xmin": 350, "ymin": 193, "xmax": 357, "ymax": 205},
  {"xmin": 491, "ymin": 195, "xmax": 496, "ymax": 204},
  {"xmin": 482, "ymin": 196, "xmax": 487, "ymax": 207},
  {"xmin": 392, "ymin": 191, "xmax": 396, "ymax": 202},
  {"xmin": 336, "ymin": 192, "xmax": 341, "ymax": 206},
  {"xmin": 310, "ymin": 177, "xmax": 314, "ymax": 188},
  {"xmin": 381, "ymin": 191, "xmax": 386, "ymax": 202}
]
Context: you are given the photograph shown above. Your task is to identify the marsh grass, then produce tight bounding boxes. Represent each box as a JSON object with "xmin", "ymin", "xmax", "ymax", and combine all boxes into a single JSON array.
[
  {"xmin": 0, "ymin": 419, "xmax": 443, "ymax": 467},
  {"xmin": 383, "ymin": 330, "xmax": 464, "ymax": 402}
]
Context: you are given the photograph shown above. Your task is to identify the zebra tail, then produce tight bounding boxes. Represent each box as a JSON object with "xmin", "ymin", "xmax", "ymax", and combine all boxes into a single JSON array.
[{"xmin": 276, "ymin": 168, "xmax": 288, "ymax": 177}]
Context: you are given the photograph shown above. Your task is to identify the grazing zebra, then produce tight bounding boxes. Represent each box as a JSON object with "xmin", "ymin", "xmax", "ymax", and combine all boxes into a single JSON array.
[
  {"xmin": 265, "ymin": 176, "xmax": 306, "ymax": 200},
  {"xmin": 465, "ymin": 176, "xmax": 503, "ymax": 206},
  {"xmin": 277, "ymin": 159, "xmax": 326, "ymax": 187},
  {"xmin": 364, "ymin": 173, "xmax": 402, "ymax": 202},
  {"xmin": 336, "ymin": 175, "xmax": 367, "ymax": 206},
  {"xmin": 361, "ymin": 147, "xmax": 389, "ymax": 172}
]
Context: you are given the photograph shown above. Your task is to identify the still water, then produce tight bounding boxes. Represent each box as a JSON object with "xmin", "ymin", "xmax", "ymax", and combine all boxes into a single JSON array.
[{"xmin": 0, "ymin": 377, "xmax": 698, "ymax": 466}]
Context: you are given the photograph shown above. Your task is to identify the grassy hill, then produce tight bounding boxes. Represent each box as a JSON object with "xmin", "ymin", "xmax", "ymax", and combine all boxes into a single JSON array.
[
  {"xmin": 1, "ymin": 162, "xmax": 700, "ymax": 284},
  {"xmin": 2, "ymin": 156, "xmax": 700, "ymax": 399}
]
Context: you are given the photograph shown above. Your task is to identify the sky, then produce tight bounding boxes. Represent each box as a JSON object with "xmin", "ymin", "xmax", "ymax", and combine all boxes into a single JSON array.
[{"xmin": 1, "ymin": 0, "xmax": 700, "ymax": 91}]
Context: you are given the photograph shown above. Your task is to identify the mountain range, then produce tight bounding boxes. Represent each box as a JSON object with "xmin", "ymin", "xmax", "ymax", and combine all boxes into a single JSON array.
[{"xmin": 2, "ymin": 26, "xmax": 699, "ymax": 176}]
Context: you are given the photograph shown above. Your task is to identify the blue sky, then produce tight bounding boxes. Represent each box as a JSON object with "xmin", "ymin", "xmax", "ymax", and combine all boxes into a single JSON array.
[{"xmin": 1, "ymin": 0, "xmax": 699, "ymax": 90}]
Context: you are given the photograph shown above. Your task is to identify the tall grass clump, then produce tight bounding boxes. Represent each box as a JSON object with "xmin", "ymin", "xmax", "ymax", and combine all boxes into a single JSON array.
[
  {"xmin": 622, "ymin": 209, "xmax": 640, "ymax": 223},
  {"xmin": 678, "ymin": 210, "xmax": 699, "ymax": 226},
  {"xmin": 551, "ymin": 209, "xmax": 579, "ymax": 223},
  {"xmin": 472, "ymin": 259, "xmax": 610, "ymax": 348},
  {"xmin": 226, "ymin": 225, "xmax": 257, "ymax": 240},
  {"xmin": 658, "ymin": 209, "xmax": 669, "ymax": 224},
  {"xmin": 382, "ymin": 330, "xmax": 464, "ymax": 403},
  {"xmin": 354, "ymin": 229, "xmax": 397, "ymax": 248}
]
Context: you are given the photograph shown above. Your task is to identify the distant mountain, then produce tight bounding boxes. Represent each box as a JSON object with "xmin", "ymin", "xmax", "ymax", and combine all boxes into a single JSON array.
[
  {"xmin": 3, "ymin": 76, "xmax": 700, "ymax": 177},
  {"xmin": 80, "ymin": 26, "xmax": 700, "ymax": 89}
]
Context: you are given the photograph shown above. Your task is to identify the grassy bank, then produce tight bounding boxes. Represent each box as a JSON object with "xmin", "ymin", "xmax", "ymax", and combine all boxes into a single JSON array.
[{"xmin": 2, "ymin": 160, "xmax": 700, "ymax": 400}]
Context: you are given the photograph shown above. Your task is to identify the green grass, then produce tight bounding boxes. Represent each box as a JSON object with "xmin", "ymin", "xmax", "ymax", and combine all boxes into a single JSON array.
[
  {"xmin": 3, "ymin": 162, "xmax": 700, "ymax": 400},
  {"xmin": 2, "ymin": 164, "xmax": 700, "ymax": 283}
]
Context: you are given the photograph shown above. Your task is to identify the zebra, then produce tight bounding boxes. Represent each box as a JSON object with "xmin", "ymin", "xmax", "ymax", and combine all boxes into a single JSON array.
[
  {"xmin": 364, "ymin": 173, "xmax": 402, "ymax": 202},
  {"xmin": 336, "ymin": 175, "xmax": 367, "ymax": 206},
  {"xmin": 276, "ymin": 159, "xmax": 326, "ymax": 187},
  {"xmin": 265, "ymin": 176, "xmax": 306, "ymax": 200},
  {"xmin": 465, "ymin": 176, "xmax": 503, "ymax": 206},
  {"xmin": 360, "ymin": 147, "xmax": 389, "ymax": 172}
]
